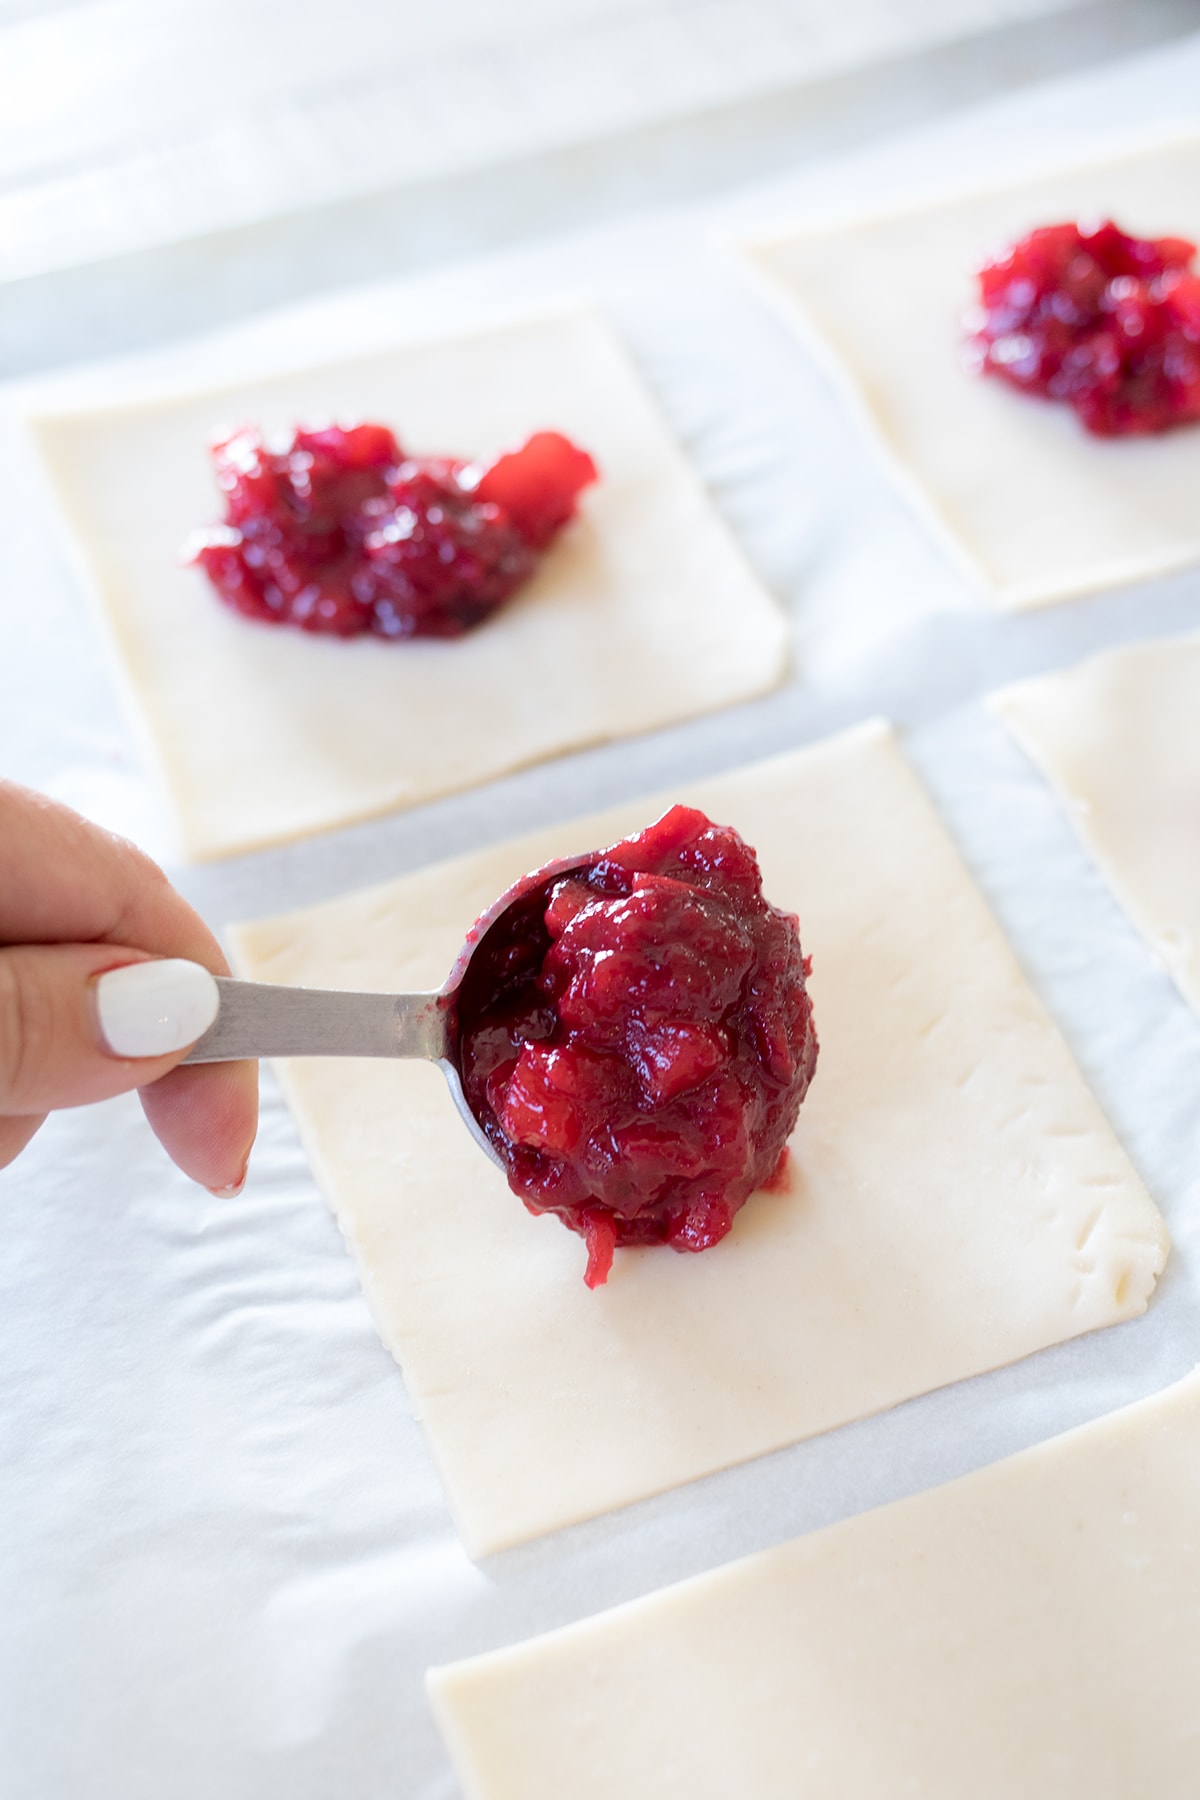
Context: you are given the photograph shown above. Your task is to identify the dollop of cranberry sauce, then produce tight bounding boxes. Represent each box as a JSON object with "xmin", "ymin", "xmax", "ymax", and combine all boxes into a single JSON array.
[
  {"xmin": 187, "ymin": 423, "xmax": 598, "ymax": 638},
  {"xmin": 965, "ymin": 220, "xmax": 1200, "ymax": 436},
  {"xmin": 454, "ymin": 805, "xmax": 819, "ymax": 1288}
]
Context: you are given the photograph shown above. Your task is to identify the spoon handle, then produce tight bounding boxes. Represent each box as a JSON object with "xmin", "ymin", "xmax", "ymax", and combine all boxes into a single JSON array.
[{"xmin": 182, "ymin": 977, "xmax": 449, "ymax": 1064}]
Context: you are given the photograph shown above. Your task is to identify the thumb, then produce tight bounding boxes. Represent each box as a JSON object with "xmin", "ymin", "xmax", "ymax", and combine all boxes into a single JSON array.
[{"xmin": 0, "ymin": 945, "xmax": 220, "ymax": 1116}]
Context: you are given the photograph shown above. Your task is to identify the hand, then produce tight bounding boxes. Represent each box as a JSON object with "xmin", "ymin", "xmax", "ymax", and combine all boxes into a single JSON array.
[{"xmin": 0, "ymin": 780, "xmax": 257, "ymax": 1191}]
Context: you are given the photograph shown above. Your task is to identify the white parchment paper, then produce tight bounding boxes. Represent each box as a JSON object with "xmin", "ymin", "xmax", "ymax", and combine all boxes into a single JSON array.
[{"xmin": 3, "ymin": 28, "xmax": 1200, "ymax": 1800}]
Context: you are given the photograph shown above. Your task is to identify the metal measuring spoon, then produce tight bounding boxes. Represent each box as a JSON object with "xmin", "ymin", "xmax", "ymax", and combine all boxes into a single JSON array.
[{"xmin": 183, "ymin": 850, "xmax": 592, "ymax": 1172}]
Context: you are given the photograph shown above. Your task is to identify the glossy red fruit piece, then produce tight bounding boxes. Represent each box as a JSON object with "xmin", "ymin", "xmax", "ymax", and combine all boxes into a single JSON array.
[
  {"xmin": 965, "ymin": 219, "xmax": 1200, "ymax": 436},
  {"xmin": 455, "ymin": 805, "xmax": 819, "ymax": 1285},
  {"xmin": 473, "ymin": 431, "xmax": 598, "ymax": 549},
  {"xmin": 581, "ymin": 1209, "xmax": 618, "ymax": 1289}
]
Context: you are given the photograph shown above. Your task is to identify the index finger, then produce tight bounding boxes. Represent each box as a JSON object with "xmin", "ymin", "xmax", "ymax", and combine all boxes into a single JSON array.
[{"xmin": 0, "ymin": 781, "xmax": 211, "ymax": 957}]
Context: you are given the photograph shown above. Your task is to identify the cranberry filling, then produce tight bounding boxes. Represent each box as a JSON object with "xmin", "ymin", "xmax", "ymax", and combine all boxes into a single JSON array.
[
  {"xmin": 455, "ymin": 806, "xmax": 819, "ymax": 1287},
  {"xmin": 187, "ymin": 423, "xmax": 597, "ymax": 638},
  {"xmin": 965, "ymin": 219, "xmax": 1200, "ymax": 436}
]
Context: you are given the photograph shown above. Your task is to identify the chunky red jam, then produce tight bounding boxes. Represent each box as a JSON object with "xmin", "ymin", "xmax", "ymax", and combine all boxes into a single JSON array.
[
  {"xmin": 965, "ymin": 220, "xmax": 1200, "ymax": 436},
  {"xmin": 455, "ymin": 806, "xmax": 819, "ymax": 1287},
  {"xmin": 188, "ymin": 423, "xmax": 597, "ymax": 637}
]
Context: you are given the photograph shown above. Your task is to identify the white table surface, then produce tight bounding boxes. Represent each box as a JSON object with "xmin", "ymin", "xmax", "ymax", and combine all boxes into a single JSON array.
[
  {"xmin": 4, "ymin": 10, "xmax": 1200, "ymax": 1797},
  {"xmin": 0, "ymin": 0, "xmax": 1106, "ymax": 283}
]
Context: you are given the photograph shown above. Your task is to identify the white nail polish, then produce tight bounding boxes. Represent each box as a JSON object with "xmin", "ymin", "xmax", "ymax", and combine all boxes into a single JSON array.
[{"xmin": 94, "ymin": 959, "xmax": 220, "ymax": 1059}]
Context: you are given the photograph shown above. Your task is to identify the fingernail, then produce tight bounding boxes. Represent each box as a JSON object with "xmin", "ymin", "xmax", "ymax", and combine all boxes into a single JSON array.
[
  {"xmin": 94, "ymin": 959, "xmax": 220, "ymax": 1058},
  {"xmin": 208, "ymin": 1174, "xmax": 247, "ymax": 1200}
]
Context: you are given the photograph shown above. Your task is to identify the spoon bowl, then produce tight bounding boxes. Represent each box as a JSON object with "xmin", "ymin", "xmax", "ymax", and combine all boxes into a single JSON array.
[{"xmin": 184, "ymin": 850, "xmax": 593, "ymax": 1171}]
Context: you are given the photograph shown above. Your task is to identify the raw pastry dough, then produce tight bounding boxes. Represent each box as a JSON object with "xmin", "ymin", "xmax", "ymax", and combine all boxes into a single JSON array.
[
  {"xmin": 742, "ymin": 134, "xmax": 1200, "ymax": 608},
  {"xmin": 29, "ymin": 309, "xmax": 787, "ymax": 861},
  {"xmin": 428, "ymin": 1367, "xmax": 1200, "ymax": 1800},
  {"xmin": 994, "ymin": 631, "xmax": 1200, "ymax": 1013},
  {"xmin": 231, "ymin": 722, "xmax": 1166, "ymax": 1555}
]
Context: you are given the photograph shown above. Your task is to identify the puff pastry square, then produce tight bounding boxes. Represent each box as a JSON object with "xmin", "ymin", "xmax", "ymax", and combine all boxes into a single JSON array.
[
  {"xmin": 995, "ymin": 631, "xmax": 1200, "ymax": 1013},
  {"xmin": 430, "ymin": 1368, "xmax": 1200, "ymax": 1799},
  {"xmin": 231, "ymin": 722, "xmax": 1166, "ymax": 1555},
  {"xmin": 743, "ymin": 136, "xmax": 1200, "ymax": 608},
  {"xmin": 31, "ymin": 310, "xmax": 787, "ymax": 860}
]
